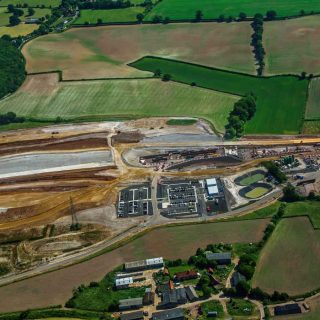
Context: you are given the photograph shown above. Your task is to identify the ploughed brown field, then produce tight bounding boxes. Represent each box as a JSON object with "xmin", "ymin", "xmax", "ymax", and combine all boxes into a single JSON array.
[
  {"xmin": 22, "ymin": 22, "xmax": 255, "ymax": 80},
  {"xmin": 0, "ymin": 219, "xmax": 269, "ymax": 312}
]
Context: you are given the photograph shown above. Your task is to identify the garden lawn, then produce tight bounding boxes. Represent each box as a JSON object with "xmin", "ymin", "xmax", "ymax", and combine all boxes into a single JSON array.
[
  {"xmin": 264, "ymin": 16, "xmax": 320, "ymax": 75},
  {"xmin": 131, "ymin": 57, "xmax": 309, "ymax": 134},
  {"xmin": 145, "ymin": 0, "xmax": 320, "ymax": 21},
  {"xmin": 0, "ymin": 74, "xmax": 239, "ymax": 133},
  {"xmin": 74, "ymin": 7, "xmax": 144, "ymax": 24},
  {"xmin": 199, "ymin": 300, "xmax": 225, "ymax": 319},
  {"xmin": 227, "ymin": 298, "xmax": 258, "ymax": 317},
  {"xmin": 252, "ymin": 217, "xmax": 320, "ymax": 295},
  {"xmin": 285, "ymin": 201, "xmax": 320, "ymax": 229}
]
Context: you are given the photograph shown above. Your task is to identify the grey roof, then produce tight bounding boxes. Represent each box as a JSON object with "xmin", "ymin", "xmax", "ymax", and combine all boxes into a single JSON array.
[
  {"xmin": 231, "ymin": 272, "xmax": 246, "ymax": 287},
  {"xmin": 205, "ymin": 252, "xmax": 231, "ymax": 261},
  {"xmin": 176, "ymin": 288, "xmax": 187, "ymax": 302},
  {"xmin": 152, "ymin": 308, "xmax": 185, "ymax": 320},
  {"xmin": 185, "ymin": 286, "xmax": 198, "ymax": 300},
  {"xmin": 121, "ymin": 311, "xmax": 144, "ymax": 320},
  {"xmin": 119, "ymin": 298, "xmax": 143, "ymax": 307}
]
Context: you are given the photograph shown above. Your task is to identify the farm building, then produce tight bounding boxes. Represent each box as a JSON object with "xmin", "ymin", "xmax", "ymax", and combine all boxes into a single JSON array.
[
  {"xmin": 159, "ymin": 288, "xmax": 188, "ymax": 309},
  {"xmin": 231, "ymin": 271, "xmax": 246, "ymax": 287},
  {"xmin": 185, "ymin": 286, "xmax": 198, "ymax": 301},
  {"xmin": 274, "ymin": 303, "xmax": 302, "ymax": 316},
  {"xmin": 115, "ymin": 277, "xmax": 133, "ymax": 289},
  {"xmin": 174, "ymin": 270, "xmax": 198, "ymax": 282},
  {"xmin": 205, "ymin": 252, "xmax": 232, "ymax": 265},
  {"xmin": 152, "ymin": 308, "xmax": 185, "ymax": 320},
  {"xmin": 143, "ymin": 290, "xmax": 155, "ymax": 305},
  {"xmin": 119, "ymin": 298, "xmax": 143, "ymax": 311},
  {"xmin": 120, "ymin": 311, "xmax": 144, "ymax": 320},
  {"xmin": 125, "ymin": 257, "xmax": 164, "ymax": 272}
]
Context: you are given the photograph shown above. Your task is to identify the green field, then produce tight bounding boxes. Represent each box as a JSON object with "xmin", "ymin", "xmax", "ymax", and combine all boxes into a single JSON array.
[
  {"xmin": 0, "ymin": 0, "xmax": 60, "ymax": 7},
  {"xmin": 0, "ymin": 7, "xmax": 50, "ymax": 26},
  {"xmin": 239, "ymin": 173, "xmax": 265, "ymax": 186},
  {"xmin": 131, "ymin": 57, "xmax": 309, "ymax": 134},
  {"xmin": 285, "ymin": 201, "xmax": 320, "ymax": 229},
  {"xmin": 253, "ymin": 217, "xmax": 320, "ymax": 295},
  {"xmin": 233, "ymin": 202, "xmax": 281, "ymax": 220},
  {"xmin": 303, "ymin": 120, "xmax": 320, "ymax": 134},
  {"xmin": 75, "ymin": 7, "xmax": 144, "ymax": 24},
  {"xmin": 146, "ymin": 0, "xmax": 320, "ymax": 21},
  {"xmin": 0, "ymin": 74, "xmax": 239, "ymax": 133},
  {"xmin": 305, "ymin": 77, "xmax": 320, "ymax": 119},
  {"xmin": 264, "ymin": 16, "xmax": 320, "ymax": 75},
  {"xmin": 245, "ymin": 187, "xmax": 269, "ymax": 199},
  {"xmin": 0, "ymin": 23, "xmax": 38, "ymax": 36}
]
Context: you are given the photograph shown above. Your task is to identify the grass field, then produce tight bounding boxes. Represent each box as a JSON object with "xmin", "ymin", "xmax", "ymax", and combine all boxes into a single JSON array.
[
  {"xmin": 0, "ymin": 0, "xmax": 60, "ymax": 7},
  {"xmin": 199, "ymin": 300, "xmax": 225, "ymax": 319},
  {"xmin": 245, "ymin": 187, "xmax": 269, "ymax": 199},
  {"xmin": 0, "ymin": 7, "xmax": 50, "ymax": 26},
  {"xmin": 264, "ymin": 16, "xmax": 320, "ymax": 75},
  {"xmin": 305, "ymin": 77, "xmax": 320, "ymax": 119},
  {"xmin": 302, "ymin": 120, "xmax": 320, "ymax": 133},
  {"xmin": 0, "ymin": 23, "xmax": 38, "ymax": 36},
  {"xmin": 75, "ymin": 8, "xmax": 144, "ymax": 24},
  {"xmin": 0, "ymin": 73, "xmax": 239, "ymax": 133},
  {"xmin": 131, "ymin": 57, "xmax": 309, "ymax": 134},
  {"xmin": 239, "ymin": 173, "xmax": 265, "ymax": 186},
  {"xmin": 252, "ymin": 217, "xmax": 320, "ymax": 295},
  {"xmin": 233, "ymin": 202, "xmax": 280, "ymax": 220},
  {"xmin": 22, "ymin": 22, "xmax": 255, "ymax": 79},
  {"xmin": 145, "ymin": 0, "xmax": 320, "ymax": 21},
  {"xmin": 285, "ymin": 201, "xmax": 320, "ymax": 229}
]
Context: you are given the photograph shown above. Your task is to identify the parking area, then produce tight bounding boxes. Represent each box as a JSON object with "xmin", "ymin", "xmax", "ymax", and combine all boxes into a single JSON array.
[
  {"xmin": 157, "ymin": 178, "xmax": 228, "ymax": 218},
  {"xmin": 117, "ymin": 184, "xmax": 153, "ymax": 217}
]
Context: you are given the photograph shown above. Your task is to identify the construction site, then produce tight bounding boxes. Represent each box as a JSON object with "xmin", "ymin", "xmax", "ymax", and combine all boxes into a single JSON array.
[{"xmin": 0, "ymin": 117, "xmax": 320, "ymax": 279}]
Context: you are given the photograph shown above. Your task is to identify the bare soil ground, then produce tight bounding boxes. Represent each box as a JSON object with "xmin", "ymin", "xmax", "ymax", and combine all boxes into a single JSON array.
[{"xmin": 22, "ymin": 22, "xmax": 255, "ymax": 79}]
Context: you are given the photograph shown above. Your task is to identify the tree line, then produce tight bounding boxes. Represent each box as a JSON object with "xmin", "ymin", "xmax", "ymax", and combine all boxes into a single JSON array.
[
  {"xmin": 78, "ymin": 0, "xmax": 132, "ymax": 10},
  {"xmin": 0, "ymin": 38, "xmax": 26, "ymax": 100},
  {"xmin": 251, "ymin": 14, "xmax": 266, "ymax": 76},
  {"xmin": 224, "ymin": 94, "xmax": 257, "ymax": 139}
]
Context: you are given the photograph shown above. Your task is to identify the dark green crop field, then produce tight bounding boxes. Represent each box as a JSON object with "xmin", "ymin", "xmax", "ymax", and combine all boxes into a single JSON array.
[
  {"xmin": 131, "ymin": 57, "xmax": 309, "ymax": 134},
  {"xmin": 146, "ymin": 0, "xmax": 320, "ymax": 21}
]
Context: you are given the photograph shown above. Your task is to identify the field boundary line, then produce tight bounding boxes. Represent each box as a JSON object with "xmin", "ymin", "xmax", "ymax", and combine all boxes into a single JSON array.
[
  {"xmin": 129, "ymin": 55, "xmax": 304, "ymax": 80},
  {"xmin": 70, "ymin": 12, "xmax": 320, "ymax": 27}
]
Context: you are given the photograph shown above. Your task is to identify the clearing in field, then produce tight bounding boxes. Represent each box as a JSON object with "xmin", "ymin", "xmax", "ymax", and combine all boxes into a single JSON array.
[
  {"xmin": 305, "ymin": 77, "xmax": 320, "ymax": 119},
  {"xmin": 146, "ymin": 0, "xmax": 320, "ymax": 21},
  {"xmin": 252, "ymin": 217, "xmax": 320, "ymax": 295},
  {"xmin": 284, "ymin": 201, "xmax": 320, "ymax": 229},
  {"xmin": 131, "ymin": 57, "xmax": 309, "ymax": 134},
  {"xmin": 75, "ymin": 7, "xmax": 145, "ymax": 24},
  {"xmin": 22, "ymin": 22, "xmax": 255, "ymax": 79},
  {"xmin": 264, "ymin": 16, "xmax": 320, "ymax": 75},
  {"xmin": 0, "ymin": 23, "xmax": 38, "ymax": 37},
  {"xmin": 0, "ymin": 73, "xmax": 239, "ymax": 133}
]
